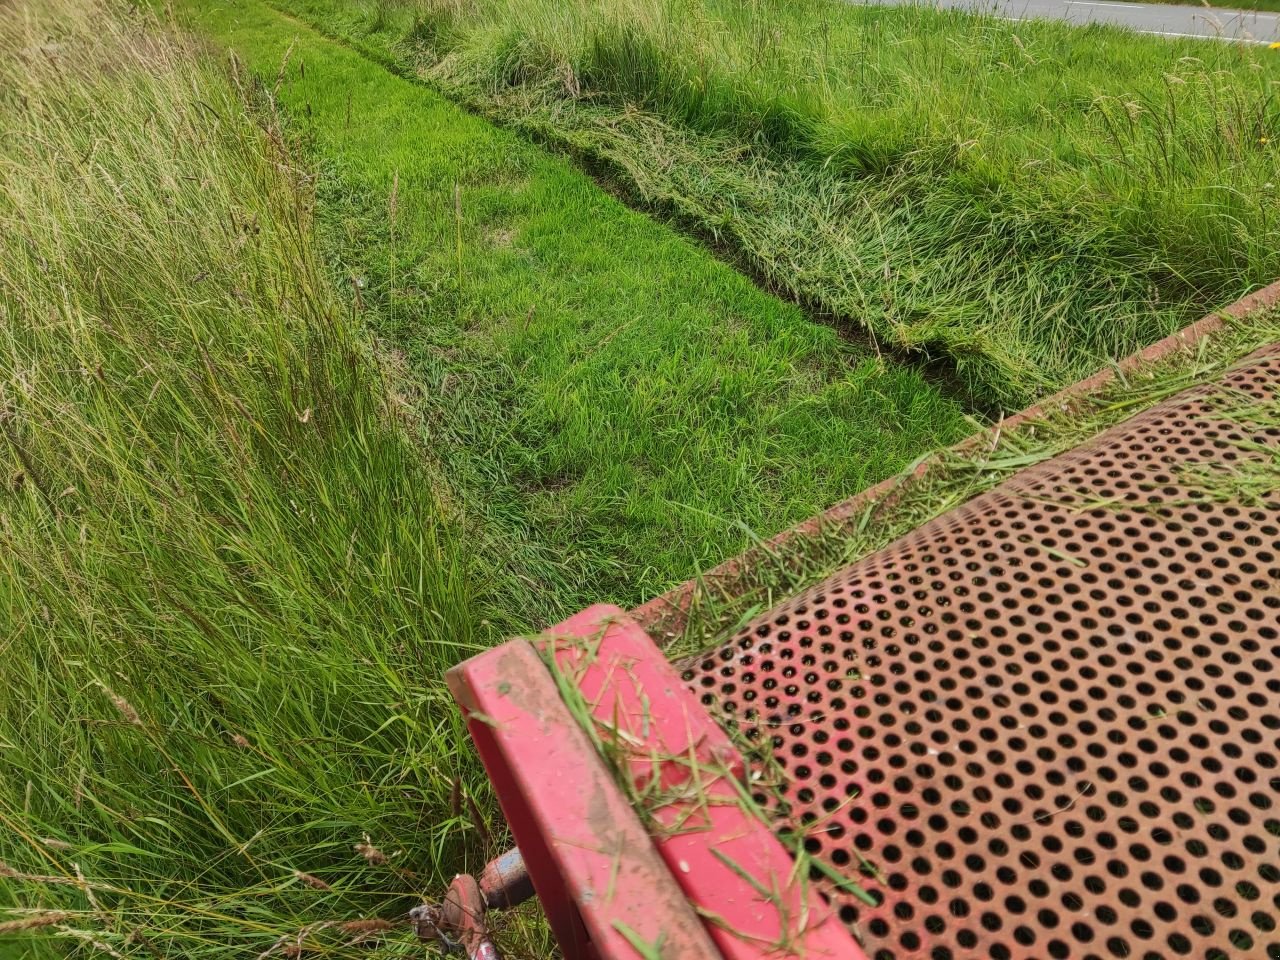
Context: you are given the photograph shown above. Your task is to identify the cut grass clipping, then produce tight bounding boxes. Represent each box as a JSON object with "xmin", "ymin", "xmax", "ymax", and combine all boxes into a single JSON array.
[
  {"xmin": 273, "ymin": 0, "xmax": 1279, "ymax": 408},
  {"xmin": 176, "ymin": 0, "xmax": 970, "ymax": 615},
  {"xmin": 0, "ymin": 2, "xmax": 548, "ymax": 956}
]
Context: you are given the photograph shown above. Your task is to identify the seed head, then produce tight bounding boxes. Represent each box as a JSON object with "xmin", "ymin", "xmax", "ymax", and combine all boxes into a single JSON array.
[
  {"xmin": 354, "ymin": 836, "xmax": 387, "ymax": 866},
  {"xmin": 93, "ymin": 681, "xmax": 141, "ymax": 726},
  {"xmin": 339, "ymin": 919, "xmax": 395, "ymax": 935},
  {"xmin": 294, "ymin": 871, "xmax": 332, "ymax": 891},
  {"xmin": 0, "ymin": 912, "xmax": 71, "ymax": 934}
]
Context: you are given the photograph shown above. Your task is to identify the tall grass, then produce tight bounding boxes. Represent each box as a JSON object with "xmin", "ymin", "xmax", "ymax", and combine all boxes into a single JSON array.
[
  {"xmin": 286, "ymin": 0, "xmax": 1280, "ymax": 406},
  {"xmin": 0, "ymin": 2, "xmax": 514, "ymax": 955}
]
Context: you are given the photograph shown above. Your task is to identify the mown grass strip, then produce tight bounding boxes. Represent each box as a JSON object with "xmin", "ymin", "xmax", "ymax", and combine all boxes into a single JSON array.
[
  {"xmin": 178, "ymin": 0, "xmax": 969, "ymax": 615},
  {"xmin": 264, "ymin": 0, "xmax": 1280, "ymax": 408}
]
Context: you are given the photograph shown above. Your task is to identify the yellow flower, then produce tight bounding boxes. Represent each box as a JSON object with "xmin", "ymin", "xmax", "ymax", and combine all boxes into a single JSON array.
[{"xmin": 1271, "ymin": 41, "xmax": 1280, "ymax": 49}]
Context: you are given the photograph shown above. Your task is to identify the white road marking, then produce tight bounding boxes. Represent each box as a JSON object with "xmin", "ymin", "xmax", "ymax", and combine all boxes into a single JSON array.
[
  {"xmin": 1187, "ymin": 9, "xmax": 1280, "ymax": 20},
  {"xmin": 878, "ymin": 0, "xmax": 1280, "ymax": 40},
  {"xmin": 993, "ymin": 10, "xmax": 1272, "ymax": 38},
  {"xmin": 1133, "ymin": 25, "xmax": 1273, "ymax": 37}
]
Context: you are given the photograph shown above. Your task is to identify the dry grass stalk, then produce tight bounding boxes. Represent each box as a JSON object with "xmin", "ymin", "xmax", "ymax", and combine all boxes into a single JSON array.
[
  {"xmin": 0, "ymin": 911, "xmax": 72, "ymax": 934},
  {"xmin": 353, "ymin": 836, "xmax": 387, "ymax": 866},
  {"xmin": 293, "ymin": 870, "xmax": 332, "ymax": 891},
  {"xmin": 0, "ymin": 861, "xmax": 80, "ymax": 886}
]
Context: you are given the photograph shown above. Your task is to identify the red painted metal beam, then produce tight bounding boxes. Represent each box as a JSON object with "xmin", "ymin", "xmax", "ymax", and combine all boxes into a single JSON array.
[
  {"xmin": 447, "ymin": 637, "xmax": 717, "ymax": 958},
  {"xmin": 448, "ymin": 605, "xmax": 866, "ymax": 959}
]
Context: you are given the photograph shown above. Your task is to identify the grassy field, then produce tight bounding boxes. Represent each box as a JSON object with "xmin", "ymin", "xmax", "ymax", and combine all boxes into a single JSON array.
[
  {"xmin": 2, "ymin": 0, "xmax": 1277, "ymax": 955},
  {"xmin": 0, "ymin": 0, "xmax": 968, "ymax": 955},
  {"xmin": 175, "ymin": 0, "xmax": 970, "ymax": 610},
  {"xmin": 267, "ymin": 0, "xmax": 1280, "ymax": 407}
]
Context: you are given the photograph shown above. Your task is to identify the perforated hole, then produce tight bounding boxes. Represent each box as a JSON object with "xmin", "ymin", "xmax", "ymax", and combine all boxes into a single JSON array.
[{"xmin": 680, "ymin": 348, "xmax": 1280, "ymax": 959}]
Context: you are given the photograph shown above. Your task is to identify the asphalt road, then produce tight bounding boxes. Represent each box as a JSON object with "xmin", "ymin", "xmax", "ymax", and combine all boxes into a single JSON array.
[{"xmin": 851, "ymin": 0, "xmax": 1280, "ymax": 42}]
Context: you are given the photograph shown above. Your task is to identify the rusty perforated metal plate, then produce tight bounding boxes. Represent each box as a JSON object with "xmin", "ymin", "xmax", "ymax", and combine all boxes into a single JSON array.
[{"xmin": 681, "ymin": 346, "xmax": 1280, "ymax": 960}]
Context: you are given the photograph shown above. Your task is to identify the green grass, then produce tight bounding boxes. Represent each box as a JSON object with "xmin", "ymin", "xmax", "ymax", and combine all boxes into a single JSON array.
[
  {"xmin": 4, "ymin": 0, "xmax": 1270, "ymax": 955},
  {"xmin": 0, "ymin": 0, "xmax": 968, "ymax": 955},
  {"xmin": 0, "ymin": 1, "xmax": 513, "ymax": 956},
  {"xmin": 263, "ymin": 0, "xmax": 1280, "ymax": 407},
  {"xmin": 175, "ymin": 0, "xmax": 969, "ymax": 611}
]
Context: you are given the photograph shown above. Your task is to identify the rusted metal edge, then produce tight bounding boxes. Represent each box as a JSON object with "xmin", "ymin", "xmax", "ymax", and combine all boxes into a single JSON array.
[{"xmin": 627, "ymin": 279, "xmax": 1280, "ymax": 643}]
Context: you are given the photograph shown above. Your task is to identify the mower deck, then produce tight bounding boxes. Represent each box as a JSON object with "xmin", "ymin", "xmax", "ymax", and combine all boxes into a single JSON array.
[
  {"xmin": 680, "ymin": 344, "xmax": 1280, "ymax": 959},
  {"xmin": 449, "ymin": 343, "xmax": 1280, "ymax": 959}
]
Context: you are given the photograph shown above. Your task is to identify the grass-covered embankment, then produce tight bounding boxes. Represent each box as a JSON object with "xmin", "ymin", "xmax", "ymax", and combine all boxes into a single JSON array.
[
  {"xmin": 0, "ymin": 1, "xmax": 514, "ymax": 956},
  {"xmin": 176, "ymin": 0, "xmax": 969, "ymax": 610},
  {"xmin": 271, "ymin": 0, "xmax": 1280, "ymax": 407}
]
